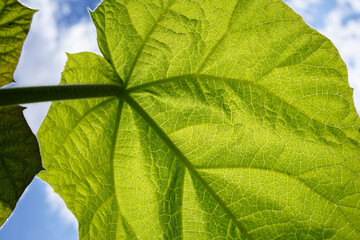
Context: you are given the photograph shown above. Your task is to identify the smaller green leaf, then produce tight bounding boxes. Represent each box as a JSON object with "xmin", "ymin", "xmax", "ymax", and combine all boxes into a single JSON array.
[
  {"xmin": 0, "ymin": 0, "xmax": 35, "ymax": 86},
  {"xmin": 0, "ymin": 106, "xmax": 42, "ymax": 225}
]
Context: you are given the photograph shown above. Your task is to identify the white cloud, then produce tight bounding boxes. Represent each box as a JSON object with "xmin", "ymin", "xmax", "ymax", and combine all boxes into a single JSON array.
[
  {"xmin": 285, "ymin": 0, "xmax": 321, "ymax": 10},
  {"xmin": 44, "ymin": 183, "xmax": 78, "ymax": 229},
  {"xmin": 17, "ymin": 0, "xmax": 99, "ymax": 87},
  {"xmin": 337, "ymin": 0, "xmax": 360, "ymax": 12},
  {"xmin": 284, "ymin": 0, "xmax": 324, "ymax": 23}
]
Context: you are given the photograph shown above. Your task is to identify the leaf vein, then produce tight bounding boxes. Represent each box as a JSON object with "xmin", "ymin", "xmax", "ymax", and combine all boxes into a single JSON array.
[
  {"xmin": 124, "ymin": 94, "xmax": 253, "ymax": 239},
  {"xmin": 124, "ymin": 0, "xmax": 178, "ymax": 86}
]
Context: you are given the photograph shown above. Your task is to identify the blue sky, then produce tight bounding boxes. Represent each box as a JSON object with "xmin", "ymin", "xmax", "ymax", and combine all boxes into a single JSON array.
[{"xmin": 0, "ymin": 0, "xmax": 359, "ymax": 239}]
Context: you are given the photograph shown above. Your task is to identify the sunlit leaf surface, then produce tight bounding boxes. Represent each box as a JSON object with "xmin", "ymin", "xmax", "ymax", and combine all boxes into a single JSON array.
[{"xmin": 38, "ymin": 0, "xmax": 360, "ymax": 238}]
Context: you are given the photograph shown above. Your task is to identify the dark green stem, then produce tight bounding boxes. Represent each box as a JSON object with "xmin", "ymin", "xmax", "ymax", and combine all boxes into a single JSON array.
[{"xmin": 0, "ymin": 84, "xmax": 125, "ymax": 106}]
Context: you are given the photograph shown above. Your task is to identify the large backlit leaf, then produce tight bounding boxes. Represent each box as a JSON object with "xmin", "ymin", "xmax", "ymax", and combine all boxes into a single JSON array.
[
  {"xmin": 0, "ymin": 0, "xmax": 42, "ymax": 225},
  {"xmin": 38, "ymin": 0, "xmax": 360, "ymax": 238}
]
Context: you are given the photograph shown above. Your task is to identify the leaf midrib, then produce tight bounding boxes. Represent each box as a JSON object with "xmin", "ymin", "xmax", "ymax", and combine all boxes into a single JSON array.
[
  {"xmin": 109, "ymin": 99, "xmax": 124, "ymax": 240},
  {"xmin": 117, "ymin": 74, "xmax": 359, "ymax": 236},
  {"xmin": 125, "ymin": 95, "xmax": 360, "ymax": 234},
  {"xmin": 123, "ymin": 94, "xmax": 253, "ymax": 239}
]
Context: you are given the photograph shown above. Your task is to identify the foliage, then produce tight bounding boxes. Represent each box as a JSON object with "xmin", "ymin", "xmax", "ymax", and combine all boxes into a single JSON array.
[
  {"xmin": 0, "ymin": 0, "xmax": 42, "ymax": 225},
  {"xmin": 1, "ymin": 0, "xmax": 360, "ymax": 239}
]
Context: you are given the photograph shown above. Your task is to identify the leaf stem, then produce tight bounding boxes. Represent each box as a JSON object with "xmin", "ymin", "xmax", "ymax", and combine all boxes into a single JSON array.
[{"xmin": 0, "ymin": 84, "xmax": 125, "ymax": 106}]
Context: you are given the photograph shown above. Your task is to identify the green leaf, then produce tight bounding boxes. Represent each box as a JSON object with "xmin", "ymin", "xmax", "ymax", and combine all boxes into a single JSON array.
[
  {"xmin": 38, "ymin": 0, "xmax": 360, "ymax": 239},
  {"xmin": 0, "ymin": 0, "xmax": 35, "ymax": 86},
  {"xmin": 0, "ymin": 0, "xmax": 42, "ymax": 225},
  {"xmin": 0, "ymin": 106, "xmax": 42, "ymax": 225}
]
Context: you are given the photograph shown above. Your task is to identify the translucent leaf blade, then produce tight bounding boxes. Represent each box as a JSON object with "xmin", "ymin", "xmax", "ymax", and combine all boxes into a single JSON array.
[{"xmin": 39, "ymin": 0, "xmax": 360, "ymax": 239}]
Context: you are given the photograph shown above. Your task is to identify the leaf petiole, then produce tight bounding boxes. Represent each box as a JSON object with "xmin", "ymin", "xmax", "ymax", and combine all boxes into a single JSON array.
[{"xmin": 0, "ymin": 84, "xmax": 125, "ymax": 106}]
